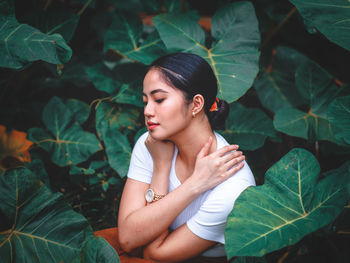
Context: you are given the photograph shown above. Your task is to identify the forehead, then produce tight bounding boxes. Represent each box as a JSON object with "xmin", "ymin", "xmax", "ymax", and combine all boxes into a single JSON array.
[{"xmin": 143, "ymin": 69, "xmax": 176, "ymax": 95}]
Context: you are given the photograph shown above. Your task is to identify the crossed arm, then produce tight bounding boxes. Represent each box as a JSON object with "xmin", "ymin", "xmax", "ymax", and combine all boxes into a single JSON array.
[
  {"xmin": 118, "ymin": 178, "xmax": 216, "ymax": 262},
  {"xmin": 117, "ymin": 137, "xmax": 245, "ymax": 262}
]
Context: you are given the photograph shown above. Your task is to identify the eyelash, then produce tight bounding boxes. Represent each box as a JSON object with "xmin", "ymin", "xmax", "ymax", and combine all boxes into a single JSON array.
[{"xmin": 143, "ymin": 98, "xmax": 164, "ymax": 106}]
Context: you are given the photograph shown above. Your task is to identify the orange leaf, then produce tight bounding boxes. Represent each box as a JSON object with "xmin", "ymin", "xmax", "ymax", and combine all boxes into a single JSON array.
[{"xmin": 0, "ymin": 125, "xmax": 33, "ymax": 170}]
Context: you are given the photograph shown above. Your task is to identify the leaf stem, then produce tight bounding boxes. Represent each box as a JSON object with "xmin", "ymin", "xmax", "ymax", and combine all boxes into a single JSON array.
[
  {"xmin": 260, "ymin": 7, "xmax": 297, "ymax": 50},
  {"xmin": 77, "ymin": 0, "xmax": 93, "ymax": 16},
  {"xmin": 315, "ymin": 141, "xmax": 319, "ymax": 160}
]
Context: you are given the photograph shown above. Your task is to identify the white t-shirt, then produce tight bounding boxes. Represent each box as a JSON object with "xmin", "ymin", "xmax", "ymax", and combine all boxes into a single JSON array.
[{"xmin": 127, "ymin": 132, "xmax": 256, "ymax": 257}]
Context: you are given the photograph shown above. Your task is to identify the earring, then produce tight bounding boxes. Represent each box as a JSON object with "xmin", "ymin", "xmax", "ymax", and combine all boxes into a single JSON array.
[{"xmin": 192, "ymin": 111, "xmax": 196, "ymax": 118}]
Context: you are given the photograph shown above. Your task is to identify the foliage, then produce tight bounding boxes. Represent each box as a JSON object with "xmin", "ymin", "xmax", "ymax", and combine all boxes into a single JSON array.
[
  {"xmin": 0, "ymin": 0, "xmax": 350, "ymax": 262},
  {"xmin": 154, "ymin": 1, "xmax": 261, "ymax": 102},
  {"xmin": 0, "ymin": 167, "xmax": 119, "ymax": 263},
  {"xmin": 290, "ymin": 0, "xmax": 350, "ymax": 51},
  {"xmin": 225, "ymin": 148, "xmax": 350, "ymax": 257},
  {"xmin": 28, "ymin": 96, "xmax": 102, "ymax": 166},
  {"xmin": 221, "ymin": 103, "xmax": 278, "ymax": 150},
  {"xmin": 0, "ymin": 0, "xmax": 72, "ymax": 69}
]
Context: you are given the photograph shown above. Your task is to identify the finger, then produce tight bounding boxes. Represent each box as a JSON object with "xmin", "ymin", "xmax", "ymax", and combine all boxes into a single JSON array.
[
  {"xmin": 221, "ymin": 151, "xmax": 243, "ymax": 163},
  {"xmin": 223, "ymin": 161, "xmax": 245, "ymax": 178},
  {"xmin": 224, "ymin": 155, "xmax": 245, "ymax": 170},
  {"xmin": 197, "ymin": 136, "xmax": 213, "ymax": 158},
  {"xmin": 212, "ymin": 144, "xmax": 239, "ymax": 157}
]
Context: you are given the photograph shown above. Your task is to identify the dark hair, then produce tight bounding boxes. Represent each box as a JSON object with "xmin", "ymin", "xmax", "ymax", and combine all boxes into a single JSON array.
[{"xmin": 149, "ymin": 53, "xmax": 229, "ymax": 130}]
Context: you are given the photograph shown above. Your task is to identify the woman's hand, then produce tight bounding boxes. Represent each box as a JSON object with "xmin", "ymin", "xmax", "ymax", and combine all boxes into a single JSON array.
[
  {"xmin": 189, "ymin": 137, "xmax": 245, "ymax": 194},
  {"xmin": 145, "ymin": 135, "xmax": 174, "ymax": 171}
]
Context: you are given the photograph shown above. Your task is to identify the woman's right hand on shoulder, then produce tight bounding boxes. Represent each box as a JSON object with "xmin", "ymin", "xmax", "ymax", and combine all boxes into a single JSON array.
[
  {"xmin": 145, "ymin": 135, "xmax": 174, "ymax": 170},
  {"xmin": 190, "ymin": 137, "xmax": 245, "ymax": 193}
]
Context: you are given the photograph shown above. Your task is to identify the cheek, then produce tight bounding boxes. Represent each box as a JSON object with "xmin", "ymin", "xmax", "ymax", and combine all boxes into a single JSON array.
[{"xmin": 164, "ymin": 99, "xmax": 187, "ymax": 118}]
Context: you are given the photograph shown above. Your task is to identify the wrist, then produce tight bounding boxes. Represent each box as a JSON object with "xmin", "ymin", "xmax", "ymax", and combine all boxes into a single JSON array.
[
  {"xmin": 153, "ymin": 163, "xmax": 171, "ymax": 174},
  {"xmin": 183, "ymin": 175, "xmax": 202, "ymax": 196}
]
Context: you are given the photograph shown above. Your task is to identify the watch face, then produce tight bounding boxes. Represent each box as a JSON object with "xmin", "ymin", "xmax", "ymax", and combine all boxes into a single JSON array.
[{"xmin": 145, "ymin": 189, "xmax": 154, "ymax": 203}]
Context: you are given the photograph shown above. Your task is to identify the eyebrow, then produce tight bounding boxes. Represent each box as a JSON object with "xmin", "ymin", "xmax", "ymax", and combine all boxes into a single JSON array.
[{"xmin": 142, "ymin": 89, "xmax": 169, "ymax": 96}]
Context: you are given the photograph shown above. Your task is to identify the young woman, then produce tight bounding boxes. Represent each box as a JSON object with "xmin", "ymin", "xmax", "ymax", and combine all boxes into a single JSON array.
[{"xmin": 117, "ymin": 53, "xmax": 256, "ymax": 262}]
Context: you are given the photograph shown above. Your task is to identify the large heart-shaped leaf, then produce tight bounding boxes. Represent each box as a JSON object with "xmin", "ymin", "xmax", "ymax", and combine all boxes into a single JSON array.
[
  {"xmin": 273, "ymin": 60, "xmax": 348, "ymax": 143},
  {"xmin": 86, "ymin": 63, "xmax": 121, "ymax": 94},
  {"xmin": 254, "ymin": 46, "xmax": 309, "ymax": 113},
  {"xmin": 153, "ymin": 1, "xmax": 260, "ymax": 102},
  {"xmin": 225, "ymin": 148, "xmax": 350, "ymax": 258},
  {"xmin": 65, "ymin": 98, "xmax": 91, "ymax": 124},
  {"xmin": 104, "ymin": 12, "xmax": 167, "ymax": 65},
  {"xmin": 87, "ymin": 63, "xmax": 144, "ymax": 107},
  {"xmin": 0, "ymin": 167, "xmax": 119, "ymax": 262},
  {"xmin": 328, "ymin": 95, "xmax": 350, "ymax": 144},
  {"xmin": 19, "ymin": 9, "xmax": 79, "ymax": 42},
  {"xmin": 0, "ymin": 1, "xmax": 72, "ymax": 69},
  {"xmin": 221, "ymin": 103, "xmax": 278, "ymax": 150},
  {"xmin": 103, "ymin": 128, "xmax": 131, "ymax": 178},
  {"xmin": 290, "ymin": 0, "xmax": 350, "ymax": 51},
  {"xmin": 28, "ymin": 97, "xmax": 102, "ymax": 166},
  {"xmin": 72, "ymin": 236, "xmax": 120, "ymax": 262},
  {"xmin": 95, "ymin": 100, "xmax": 141, "ymax": 139}
]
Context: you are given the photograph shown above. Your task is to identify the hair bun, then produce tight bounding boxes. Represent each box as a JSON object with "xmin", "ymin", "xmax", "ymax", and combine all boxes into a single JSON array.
[{"xmin": 208, "ymin": 99, "xmax": 229, "ymax": 130}]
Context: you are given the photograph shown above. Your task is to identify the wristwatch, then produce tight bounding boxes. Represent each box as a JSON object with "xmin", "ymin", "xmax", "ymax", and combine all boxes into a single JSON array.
[{"xmin": 145, "ymin": 189, "xmax": 166, "ymax": 203}]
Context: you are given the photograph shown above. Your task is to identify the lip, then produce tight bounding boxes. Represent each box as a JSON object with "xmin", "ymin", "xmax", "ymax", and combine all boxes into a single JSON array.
[{"xmin": 147, "ymin": 121, "xmax": 159, "ymax": 130}]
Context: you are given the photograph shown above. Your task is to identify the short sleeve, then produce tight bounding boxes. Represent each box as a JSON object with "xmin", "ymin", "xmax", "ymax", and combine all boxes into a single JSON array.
[
  {"xmin": 186, "ymin": 161, "xmax": 256, "ymax": 244},
  {"xmin": 127, "ymin": 132, "xmax": 153, "ymax": 184}
]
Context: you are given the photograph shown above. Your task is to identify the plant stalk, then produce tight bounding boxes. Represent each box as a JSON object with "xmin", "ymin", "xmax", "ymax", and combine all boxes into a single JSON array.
[
  {"xmin": 77, "ymin": 0, "xmax": 93, "ymax": 16},
  {"xmin": 260, "ymin": 7, "xmax": 298, "ymax": 50}
]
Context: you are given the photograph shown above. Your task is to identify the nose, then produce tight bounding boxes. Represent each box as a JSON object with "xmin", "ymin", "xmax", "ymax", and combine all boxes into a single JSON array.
[{"xmin": 144, "ymin": 101, "xmax": 154, "ymax": 118}]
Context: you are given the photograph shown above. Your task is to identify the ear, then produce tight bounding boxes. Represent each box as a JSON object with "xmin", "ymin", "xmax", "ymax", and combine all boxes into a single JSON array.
[{"xmin": 192, "ymin": 94, "xmax": 205, "ymax": 115}]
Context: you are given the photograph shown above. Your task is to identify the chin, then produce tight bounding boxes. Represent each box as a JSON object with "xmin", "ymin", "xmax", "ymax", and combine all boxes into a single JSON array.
[
  {"xmin": 148, "ymin": 128, "xmax": 177, "ymax": 141},
  {"xmin": 148, "ymin": 130, "xmax": 168, "ymax": 141}
]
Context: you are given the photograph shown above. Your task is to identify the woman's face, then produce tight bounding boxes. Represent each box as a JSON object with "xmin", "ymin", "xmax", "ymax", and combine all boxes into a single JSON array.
[{"xmin": 143, "ymin": 69, "xmax": 191, "ymax": 141}]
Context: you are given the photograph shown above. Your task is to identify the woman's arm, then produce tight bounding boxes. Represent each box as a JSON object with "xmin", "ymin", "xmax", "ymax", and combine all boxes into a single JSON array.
[
  {"xmin": 143, "ymin": 224, "xmax": 216, "ymax": 262},
  {"xmin": 118, "ymin": 175, "xmax": 203, "ymax": 252},
  {"xmin": 118, "ymin": 137, "xmax": 244, "ymax": 252}
]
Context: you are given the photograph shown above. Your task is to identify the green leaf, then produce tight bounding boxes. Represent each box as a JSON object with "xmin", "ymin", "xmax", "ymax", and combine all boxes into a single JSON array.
[
  {"xmin": 28, "ymin": 97, "xmax": 102, "ymax": 166},
  {"xmin": 70, "ymin": 165, "xmax": 95, "ymax": 175},
  {"xmin": 0, "ymin": 13, "xmax": 72, "ymax": 69},
  {"xmin": 164, "ymin": 0, "xmax": 182, "ymax": 13},
  {"xmin": 0, "ymin": 167, "xmax": 118, "ymax": 262},
  {"xmin": 104, "ymin": 12, "xmax": 167, "ymax": 64},
  {"xmin": 103, "ymin": 128, "xmax": 131, "ymax": 178},
  {"xmin": 225, "ymin": 148, "xmax": 350, "ymax": 258},
  {"xmin": 153, "ymin": 2, "xmax": 260, "ymax": 102},
  {"xmin": 112, "ymin": 84, "xmax": 143, "ymax": 107},
  {"xmin": 328, "ymin": 95, "xmax": 350, "ymax": 144},
  {"xmin": 72, "ymin": 236, "xmax": 120, "ymax": 262},
  {"xmin": 290, "ymin": 0, "xmax": 350, "ymax": 51},
  {"xmin": 273, "ymin": 61, "xmax": 348, "ymax": 143},
  {"xmin": 221, "ymin": 103, "xmax": 278, "ymax": 150},
  {"xmin": 19, "ymin": 9, "xmax": 79, "ymax": 42},
  {"xmin": 65, "ymin": 99, "xmax": 91, "ymax": 124},
  {"xmin": 254, "ymin": 46, "xmax": 309, "ymax": 113},
  {"xmin": 26, "ymin": 158, "xmax": 51, "ymax": 189},
  {"xmin": 86, "ymin": 63, "xmax": 121, "ymax": 94},
  {"xmin": 87, "ymin": 62, "xmax": 144, "ymax": 106},
  {"xmin": 96, "ymin": 100, "xmax": 140, "ymax": 138}
]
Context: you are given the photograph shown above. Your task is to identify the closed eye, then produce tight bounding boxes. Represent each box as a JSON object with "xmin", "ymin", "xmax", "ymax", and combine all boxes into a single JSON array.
[{"xmin": 155, "ymin": 99, "xmax": 164, "ymax": 103}]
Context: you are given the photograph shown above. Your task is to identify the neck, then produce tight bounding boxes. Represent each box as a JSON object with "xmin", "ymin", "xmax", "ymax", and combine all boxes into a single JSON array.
[{"xmin": 170, "ymin": 114, "xmax": 216, "ymax": 170}]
